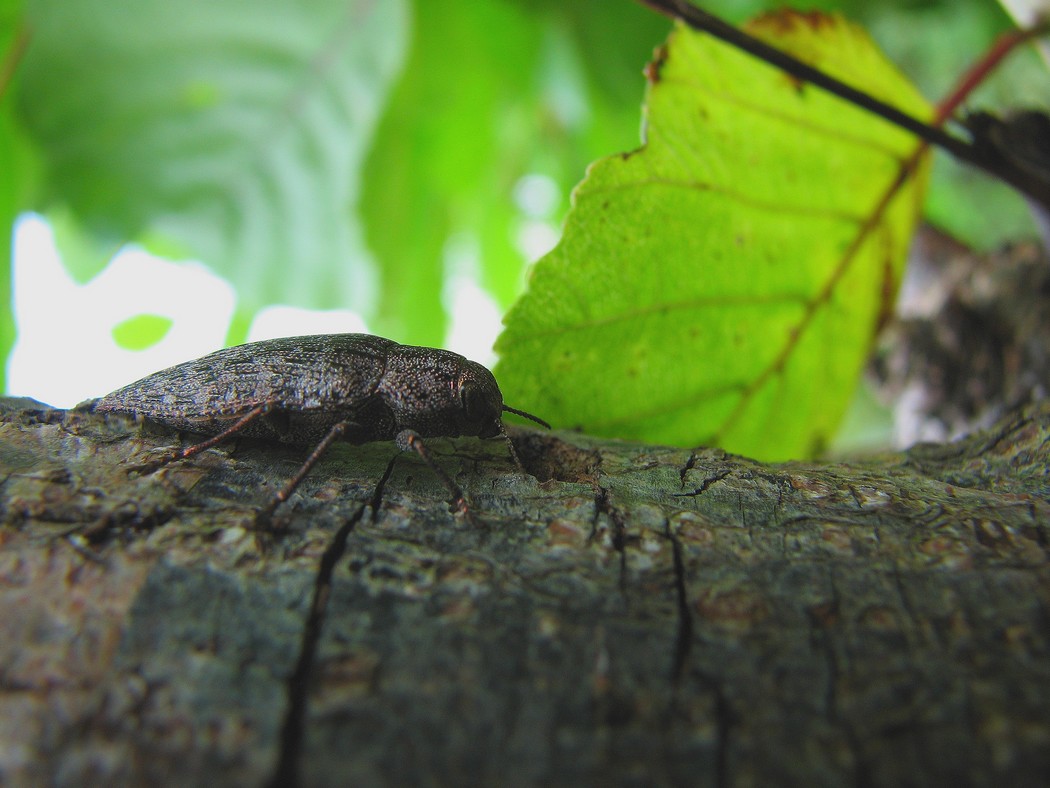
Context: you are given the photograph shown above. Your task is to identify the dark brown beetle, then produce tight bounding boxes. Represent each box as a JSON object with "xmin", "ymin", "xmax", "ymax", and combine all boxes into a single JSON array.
[{"xmin": 92, "ymin": 333, "xmax": 549, "ymax": 525}]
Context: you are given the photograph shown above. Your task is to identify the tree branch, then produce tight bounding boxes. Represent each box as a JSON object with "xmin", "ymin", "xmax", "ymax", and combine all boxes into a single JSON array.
[{"xmin": 1, "ymin": 398, "xmax": 1049, "ymax": 784}]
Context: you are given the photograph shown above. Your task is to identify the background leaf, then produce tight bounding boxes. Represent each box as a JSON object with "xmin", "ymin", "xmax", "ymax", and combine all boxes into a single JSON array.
[
  {"xmin": 361, "ymin": 0, "xmax": 669, "ymax": 345},
  {"xmin": 13, "ymin": 0, "xmax": 669, "ymax": 351},
  {"xmin": 360, "ymin": 1, "xmax": 545, "ymax": 345},
  {"xmin": 495, "ymin": 12, "xmax": 932, "ymax": 461},
  {"xmin": 0, "ymin": 6, "xmax": 34, "ymax": 394},
  {"xmin": 111, "ymin": 314, "xmax": 174, "ymax": 351},
  {"xmin": 18, "ymin": 0, "xmax": 407, "ymax": 333},
  {"xmin": 46, "ymin": 204, "xmax": 120, "ymax": 285}
]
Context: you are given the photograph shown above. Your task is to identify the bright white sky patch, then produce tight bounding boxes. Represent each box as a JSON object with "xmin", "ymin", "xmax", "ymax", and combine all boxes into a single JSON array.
[
  {"xmin": 248, "ymin": 305, "xmax": 369, "ymax": 342},
  {"xmin": 7, "ymin": 213, "xmax": 511, "ymax": 407},
  {"xmin": 8, "ymin": 213, "xmax": 235, "ymax": 407},
  {"xmin": 444, "ymin": 274, "xmax": 502, "ymax": 368}
]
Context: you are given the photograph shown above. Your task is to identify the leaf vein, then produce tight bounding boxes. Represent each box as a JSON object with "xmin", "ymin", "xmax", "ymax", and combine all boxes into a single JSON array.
[
  {"xmin": 711, "ymin": 139, "xmax": 928, "ymax": 445},
  {"xmin": 517, "ymin": 293, "xmax": 809, "ymax": 340},
  {"xmin": 582, "ymin": 177, "xmax": 867, "ymax": 224}
]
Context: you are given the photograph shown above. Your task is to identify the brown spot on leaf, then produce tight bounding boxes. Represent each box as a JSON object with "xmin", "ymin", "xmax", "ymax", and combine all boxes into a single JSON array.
[
  {"xmin": 747, "ymin": 9, "xmax": 837, "ymax": 36},
  {"xmin": 783, "ymin": 74, "xmax": 806, "ymax": 94},
  {"xmin": 645, "ymin": 43, "xmax": 669, "ymax": 84}
]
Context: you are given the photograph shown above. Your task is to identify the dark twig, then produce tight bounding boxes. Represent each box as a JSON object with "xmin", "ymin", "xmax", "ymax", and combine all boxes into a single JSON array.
[
  {"xmin": 935, "ymin": 22, "xmax": 1050, "ymax": 123},
  {"xmin": 636, "ymin": 0, "xmax": 1050, "ymax": 209}
]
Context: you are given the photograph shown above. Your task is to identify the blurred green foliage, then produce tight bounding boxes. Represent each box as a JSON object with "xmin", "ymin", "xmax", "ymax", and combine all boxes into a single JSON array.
[
  {"xmin": 1, "ymin": 0, "xmax": 1045, "ymax": 449},
  {"xmin": 1, "ymin": 0, "xmax": 31, "ymax": 394}
]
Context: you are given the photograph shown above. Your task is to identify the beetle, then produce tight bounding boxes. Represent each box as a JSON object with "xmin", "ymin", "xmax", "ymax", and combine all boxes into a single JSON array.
[{"xmin": 91, "ymin": 333, "xmax": 549, "ymax": 526}]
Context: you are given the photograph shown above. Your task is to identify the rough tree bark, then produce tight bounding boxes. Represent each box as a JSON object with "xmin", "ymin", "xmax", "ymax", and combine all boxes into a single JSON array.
[{"xmin": 0, "ymin": 396, "xmax": 1047, "ymax": 787}]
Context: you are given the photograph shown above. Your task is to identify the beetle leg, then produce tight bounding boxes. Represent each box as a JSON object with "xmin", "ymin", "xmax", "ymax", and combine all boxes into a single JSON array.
[
  {"xmin": 259, "ymin": 420, "xmax": 354, "ymax": 530},
  {"xmin": 499, "ymin": 424, "xmax": 530, "ymax": 475},
  {"xmin": 395, "ymin": 428, "xmax": 472, "ymax": 518},
  {"xmin": 132, "ymin": 401, "xmax": 278, "ymax": 473}
]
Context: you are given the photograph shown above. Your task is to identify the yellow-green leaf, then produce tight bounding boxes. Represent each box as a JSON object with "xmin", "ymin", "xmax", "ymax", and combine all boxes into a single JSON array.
[
  {"xmin": 112, "ymin": 314, "xmax": 173, "ymax": 351},
  {"xmin": 495, "ymin": 12, "xmax": 932, "ymax": 460}
]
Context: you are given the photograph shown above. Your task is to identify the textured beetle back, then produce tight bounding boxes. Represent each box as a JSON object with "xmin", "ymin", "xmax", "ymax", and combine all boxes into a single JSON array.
[{"xmin": 94, "ymin": 334, "xmax": 398, "ymax": 442}]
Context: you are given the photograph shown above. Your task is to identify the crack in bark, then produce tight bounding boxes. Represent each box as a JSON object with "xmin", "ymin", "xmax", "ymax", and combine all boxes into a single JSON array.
[
  {"xmin": 891, "ymin": 566, "xmax": 925, "ymax": 648},
  {"xmin": 63, "ymin": 535, "xmax": 108, "ymax": 564},
  {"xmin": 691, "ymin": 672, "xmax": 734, "ymax": 788},
  {"xmin": 672, "ymin": 468, "xmax": 733, "ymax": 498},
  {"xmin": 778, "ymin": 511, "xmax": 879, "ymax": 528},
  {"xmin": 665, "ymin": 517, "xmax": 723, "ymax": 784},
  {"xmin": 592, "ymin": 483, "xmax": 629, "ymax": 600},
  {"xmin": 583, "ymin": 453, "xmax": 630, "ymax": 599},
  {"xmin": 817, "ymin": 568, "xmax": 871, "ymax": 788},
  {"xmin": 77, "ymin": 502, "xmax": 178, "ymax": 544},
  {"xmin": 267, "ymin": 454, "xmax": 398, "ymax": 788},
  {"xmin": 712, "ymin": 680, "xmax": 733, "ymax": 788},
  {"xmin": 678, "ymin": 451, "xmax": 698, "ymax": 487},
  {"xmin": 666, "ymin": 519, "xmax": 693, "ymax": 685}
]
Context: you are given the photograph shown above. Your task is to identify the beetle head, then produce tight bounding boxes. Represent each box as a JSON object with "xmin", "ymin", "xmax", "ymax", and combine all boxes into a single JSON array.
[
  {"xmin": 380, "ymin": 348, "xmax": 503, "ymax": 438},
  {"xmin": 457, "ymin": 361, "xmax": 506, "ymax": 438},
  {"xmin": 381, "ymin": 346, "xmax": 550, "ymax": 442},
  {"xmin": 459, "ymin": 362, "xmax": 551, "ymax": 438}
]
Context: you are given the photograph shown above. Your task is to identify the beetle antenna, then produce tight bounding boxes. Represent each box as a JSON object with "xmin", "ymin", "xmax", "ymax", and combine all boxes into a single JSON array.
[{"xmin": 502, "ymin": 405, "xmax": 551, "ymax": 430}]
